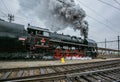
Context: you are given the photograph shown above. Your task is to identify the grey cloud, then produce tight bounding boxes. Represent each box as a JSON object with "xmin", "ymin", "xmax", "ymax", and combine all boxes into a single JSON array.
[{"xmin": 18, "ymin": 0, "xmax": 89, "ymax": 38}]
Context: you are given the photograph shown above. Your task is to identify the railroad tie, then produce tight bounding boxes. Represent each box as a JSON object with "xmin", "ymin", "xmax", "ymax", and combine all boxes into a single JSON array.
[
  {"xmin": 29, "ymin": 70, "xmax": 34, "ymax": 76},
  {"xmin": 1, "ymin": 71, "xmax": 11, "ymax": 79},
  {"xmin": 40, "ymin": 68, "xmax": 46, "ymax": 74},
  {"xmin": 16, "ymin": 70, "xmax": 24, "ymax": 77}
]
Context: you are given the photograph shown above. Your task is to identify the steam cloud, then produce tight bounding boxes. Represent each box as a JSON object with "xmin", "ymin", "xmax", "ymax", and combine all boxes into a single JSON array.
[{"xmin": 19, "ymin": 0, "xmax": 89, "ymax": 38}]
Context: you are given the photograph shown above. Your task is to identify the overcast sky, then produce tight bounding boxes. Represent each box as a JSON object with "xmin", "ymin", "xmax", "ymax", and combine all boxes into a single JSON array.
[{"xmin": 0, "ymin": 0, "xmax": 120, "ymax": 49}]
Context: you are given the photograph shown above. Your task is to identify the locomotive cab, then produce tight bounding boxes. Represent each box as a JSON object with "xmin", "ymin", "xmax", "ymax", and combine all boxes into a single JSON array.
[
  {"xmin": 27, "ymin": 25, "xmax": 50, "ymax": 46},
  {"xmin": 26, "ymin": 25, "xmax": 50, "ymax": 58}
]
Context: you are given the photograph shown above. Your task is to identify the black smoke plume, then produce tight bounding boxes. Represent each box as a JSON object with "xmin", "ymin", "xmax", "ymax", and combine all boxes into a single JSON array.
[{"xmin": 19, "ymin": 0, "xmax": 89, "ymax": 38}]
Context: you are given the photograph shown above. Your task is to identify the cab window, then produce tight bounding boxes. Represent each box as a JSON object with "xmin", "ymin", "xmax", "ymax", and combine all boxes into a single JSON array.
[
  {"xmin": 43, "ymin": 31, "xmax": 49, "ymax": 37},
  {"xmin": 37, "ymin": 31, "xmax": 43, "ymax": 35}
]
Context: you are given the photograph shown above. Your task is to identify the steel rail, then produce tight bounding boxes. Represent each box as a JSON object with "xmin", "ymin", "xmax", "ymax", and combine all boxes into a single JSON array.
[
  {"xmin": 0, "ymin": 59, "xmax": 120, "ymax": 81},
  {"xmin": 2, "ymin": 66, "xmax": 120, "ymax": 82}
]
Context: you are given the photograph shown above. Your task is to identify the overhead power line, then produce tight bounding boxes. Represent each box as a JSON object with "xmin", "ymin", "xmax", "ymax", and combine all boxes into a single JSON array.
[
  {"xmin": 87, "ymin": 15, "xmax": 120, "ymax": 34},
  {"xmin": 77, "ymin": 0, "xmax": 120, "ymax": 34},
  {"xmin": 0, "ymin": 10, "xmax": 7, "ymax": 16},
  {"xmin": 77, "ymin": 0, "xmax": 119, "ymax": 32},
  {"xmin": 1, "ymin": 0, "xmax": 11, "ymax": 13},
  {"xmin": 97, "ymin": 0, "xmax": 120, "ymax": 12},
  {"xmin": 113, "ymin": 0, "xmax": 120, "ymax": 6}
]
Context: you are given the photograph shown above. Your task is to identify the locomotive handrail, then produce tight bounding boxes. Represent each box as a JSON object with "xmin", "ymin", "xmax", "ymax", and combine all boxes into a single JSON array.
[{"xmin": 50, "ymin": 39, "xmax": 97, "ymax": 48}]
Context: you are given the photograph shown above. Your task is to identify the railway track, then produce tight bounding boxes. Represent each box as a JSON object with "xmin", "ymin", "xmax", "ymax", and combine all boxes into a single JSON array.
[{"xmin": 0, "ymin": 59, "xmax": 120, "ymax": 82}]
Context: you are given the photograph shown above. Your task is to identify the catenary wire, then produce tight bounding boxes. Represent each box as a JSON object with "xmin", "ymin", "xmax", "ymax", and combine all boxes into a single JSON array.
[
  {"xmin": 87, "ymin": 15, "xmax": 120, "ymax": 34},
  {"xmin": 113, "ymin": 0, "xmax": 120, "ymax": 6},
  {"xmin": 1, "ymin": 0, "xmax": 11, "ymax": 13},
  {"xmin": 77, "ymin": 0, "xmax": 119, "ymax": 33},
  {"xmin": 97, "ymin": 0, "xmax": 120, "ymax": 12}
]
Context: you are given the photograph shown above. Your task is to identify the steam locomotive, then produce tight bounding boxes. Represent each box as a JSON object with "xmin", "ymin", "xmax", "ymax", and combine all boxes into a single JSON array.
[{"xmin": 0, "ymin": 19, "xmax": 97, "ymax": 59}]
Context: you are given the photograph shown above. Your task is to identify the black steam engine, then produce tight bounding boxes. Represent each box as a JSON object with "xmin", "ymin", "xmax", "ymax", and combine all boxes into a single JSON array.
[{"xmin": 0, "ymin": 20, "xmax": 97, "ymax": 59}]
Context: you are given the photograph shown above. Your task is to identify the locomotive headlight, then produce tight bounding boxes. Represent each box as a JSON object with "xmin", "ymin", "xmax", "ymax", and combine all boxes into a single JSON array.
[
  {"xmin": 18, "ymin": 37, "xmax": 26, "ymax": 45},
  {"xmin": 40, "ymin": 38, "xmax": 45, "ymax": 43},
  {"xmin": 19, "ymin": 37, "xmax": 26, "ymax": 41}
]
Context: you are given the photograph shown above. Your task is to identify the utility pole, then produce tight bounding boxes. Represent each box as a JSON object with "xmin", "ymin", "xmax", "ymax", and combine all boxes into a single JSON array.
[
  {"xmin": 104, "ymin": 38, "xmax": 107, "ymax": 55},
  {"xmin": 105, "ymin": 38, "xmax": 106, "ymax": 49},
  {"xmin": 118, "ymin": 36, "xmax": 120, "ymax": 55},
  {"xmin": 8, "ymin": 14, "xmax": 14, "ymax": 23}
]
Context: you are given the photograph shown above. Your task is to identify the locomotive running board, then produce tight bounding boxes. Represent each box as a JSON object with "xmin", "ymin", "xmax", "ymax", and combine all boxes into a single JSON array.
[{"xmin": 49, "ymin": 39, "xmax": 95, "ymax": 47}]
